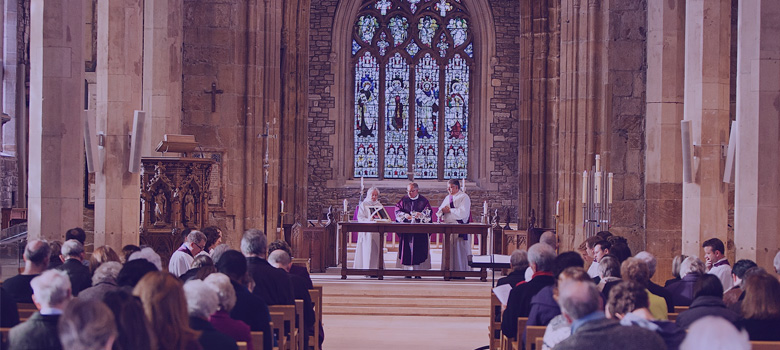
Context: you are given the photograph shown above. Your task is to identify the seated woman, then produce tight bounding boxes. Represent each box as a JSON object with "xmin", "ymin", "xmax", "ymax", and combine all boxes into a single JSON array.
[
  {"xmin": 353, "ymin": 186, "xmax": 384, "ymax": 270},
  {"xmin": 735, "ymin": 272, "xmax": 780, "ymax": 341},
  {"xmin": 675, "ymin": 274, "xmax": 738, "ymax": 329},
  {"xmin": 606, "ymin": 281, "xmax": 686, "ymax": 350},
  {"xmin": 665, "ymin": 256, "xmax": 705, "ymax": 306},
  {"xmin": 204, "ymin": 273, "xmax": 254, "ymax": 350},
  {"xmin": 597, "ymin": 255, "xmax": 621, "ymax": 297},
  {"xmin": 664, "ymin": 254, "xmax": 687, "ymax": 287}
]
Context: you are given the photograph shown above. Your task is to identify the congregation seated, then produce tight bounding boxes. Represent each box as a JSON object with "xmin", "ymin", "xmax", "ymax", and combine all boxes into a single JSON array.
[
  {"xmin": 103, "ymin": 289, "xmax": 156, "ymax": 350},
  {"xmin": 269, "ymin": 249, "xmax": 316, "ymax": 349},
  {"xmin": 734, "ymin": 271, "xmax": 780, "ymax": 341},
  {"xmin": 596, "ymin": 255, "xmax": 621, "ymax": 297},
  {"xmin": 528, "ymin": 251, "xmax": 584, "ymax": 327},
  {"xmin": 497, "ymin": 249, "xmax": 528, "ymax": 288},
  {"xmin": 58, "ymin": 298, "xmax": 118, "ymax": 350},
  {"xmin": 216, "ymin": 249, "xmax": 274, "ymax": 350},
  {"xmin": 133, "ymin": 271, "xmax": 202, "ymax": 350},
  {"xmin": 675, "ymin": 274, "xmax": 738, "ymax": 329},
  {"xmin": 184, "ymin": 279, "xmax": 239, "ymax": 350},
  {"xmin": 552, "ymin": 280, "xmax": 666, "ymax": 350},
  {"xmin": 3, "ymin": 239, "xmax": 50, "ymax": 303},
  {"xmin": 635, "ymin": 251, "xmax": 675, "ymax": 313},
  {"xmin": 9, "ymin": 269, "xmax": 72, "ymax": 350},
  {"xmin": 242, "ymin": 228, "xmax": 295, "ymax": 306},
  {"xmin": 665, "ymin": 256, "xmax": 706, "ymax": 306},
  {"xmin": 606, "ymin": 281, "xmax": 686, "ymax": 350},
  {"xmin": 203, "ymin": 273, "xmax": 255, "ymax": 350},
  {"xmin": 723, "ymin": 259, "xmax": 757, "ymax": 308},
  {"xmin": 77, "ymin": 261, "xmax": 121, "ymax": 302},
  {"xmin": 540, "ymin": 267, "xmax": 592, "ymax": 350},
  {"xmin": 269, "ymin": 239, "xmax": 314, "ymax": 289},
  {"xmin": 620, "ymin": 257, "xmax": 667, "ymax": 320},
  {"xmin": 500, "ymin": 243, "xmax": 556, "ymax": 339},
  {"xmin": 523, "ymin": 231, "xmax": 558, "ymax": 281},
  {"xmin": 680, "ymin": 316, "xmax": 750, "ymax": 350},
  {"xmin": 56, "ymin": 239, "xmax": 92, "ymax": 297}
]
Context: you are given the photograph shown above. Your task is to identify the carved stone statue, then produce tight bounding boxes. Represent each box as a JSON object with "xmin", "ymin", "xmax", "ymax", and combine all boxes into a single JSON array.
[
  {"xmin": 155, "ymin": 190, "xmax": 167, "ymax": 223},
  {"xmin": 184, "ymin": 193, "xmax": 195, "ymax": 223}
]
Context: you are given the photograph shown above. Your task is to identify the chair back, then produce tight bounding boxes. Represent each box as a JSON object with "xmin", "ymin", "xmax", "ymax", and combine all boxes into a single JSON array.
[
  {"xmin": 309, "ymin": 286, "xmax": 323, "ymax": 350},
  {"xmin": 751, "ymin": 341, "xmax": 780, "ymax": 350},
  {"xmin": 269, "ymin": 305, "xmax": 297, "ymax": 350},
  {"xmin": 489, "ymin": 292, "xmax": 502, "ymax": 350},
  {"xmin": 251, "ymin": 331, "xmax": 263, "ymax": 350},
  {"xmin": 295, "ymin": 299, "xmax": 304, "ymax": 350},
  {"xmin": 237, "ymin": 341, "xmax": 247, "ymax": 350},
  {"xmin": 525, "ymin": 326, "xmax": 546, "ymax": 350}
]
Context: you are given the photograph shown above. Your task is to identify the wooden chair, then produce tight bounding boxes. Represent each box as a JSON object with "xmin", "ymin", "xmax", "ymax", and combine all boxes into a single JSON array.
[
  {"xmin": 269, "ymin": 305, "xmax": 296, "ymax": 350},
  {"xmin": 525, "ymin": 326, "xmax": 546, "ymax": 350},
  {"xmin": 251, "ymin": 331, "xmax": 263, "ymax": 350},
  {"xmin": 17, "ymin": 303, "xmax": 36, "ymax": 321},
  {"xmin": 500, "ymin": 334, "xmax": 513, "ymax": 350},
  {"xmin": 535, "ymin": 337, "xmax": 543, "ymax": 350},
  {"xmin": 295, "ymin": 300, "xmax": 304, "ymax": 350},
  {"xmin": 512, "ymin": 317, "xmax": 528, "ymax": 350},
  {"xmin": 751, "ymin": 341, "xmax": 780, "ymax": 350},
  {"xmin": 667, "ymin": 312, "xmax": 678, "ymax": 321},
  {"xmin": 673, "ymin": 306, "xmax": 689, "ymax": 313},
  {"xmin": 1, "ymin": 327, "xmax": 10, "ymax": 349},
  {"xmin": 308, "ymin": 286, "xmax": 323, "ymax": 350},
  {"xmin": 489, "ymin": 292, "xmax": 502, "ymax": 350},
  {"xmin": 237, "ymin": 341, "xmax": 248, "ymax": 350}
]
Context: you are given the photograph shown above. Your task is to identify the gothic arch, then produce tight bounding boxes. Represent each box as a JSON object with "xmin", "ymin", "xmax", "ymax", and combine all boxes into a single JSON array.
[{"xmin": 329, "ymin": 0, "xmax": 497, "ymax": 189}]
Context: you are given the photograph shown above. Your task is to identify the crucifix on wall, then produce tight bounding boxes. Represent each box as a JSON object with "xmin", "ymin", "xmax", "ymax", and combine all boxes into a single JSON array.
[{"xmin": 204, "ymin": 83, "xmax": 223, "ymax": 112}]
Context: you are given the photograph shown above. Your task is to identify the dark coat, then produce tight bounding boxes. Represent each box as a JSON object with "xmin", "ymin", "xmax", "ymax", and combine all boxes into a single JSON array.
[
  {"xmin": 290, "ymin": 265, "xmax": 314, "ymax": 289},
  {"xmin": 497, "ymin": 270, "xmax": 526, "ymax": 288},
  {"xmin": 736, "ymin": 317, "xmax": 780, "ymax": 341},
  {"xmin": 675, "ymin": 295, "xmax": 739, "ymax": 329},
  {"xmin": 230, "ymin": 280, "xmax": 273, "ymax": 350},
  {"xmin": 394, "ymin": 195, "xmax": 433, "ymax": 265},
  {"xmin": 664, "ymin": 273, "xmax": 699, "ymax": 307},
  {"xmin": 1, "ymin": 286, "xmax": 20, "ymax": 328},
  {"xmin": 56, "ymin": 259, "xmax": 92, "ymax": 296},
  {"xmin": 528, "ymin": 285, "xmax": 559, "ymax": 326},
  {"xmin": 9, "ymin": 312, "xmax": 62, "ymax": 350},
  {"xmin": 553, "ymin": 318, "xmax": 666, "ymax": 350},
  {"xmin": 2, "ymin": 274, "xmax": 37, "ymax": 304},
  {"xmin": 647, "ymin": 281, "xmax": 675, "ymax": 313},
  {"xmin": 246, "ymin": 257, "xmax": 294, "ymax": 306},
  {"xmin": 76, "ymin": 281, "xmax": 119, "ymax": 302},
  {"xmin": 190, "ymin": 316, "xmax": 238, "ymax": 350},
  {"xmin": 501, "ymin": 274, "xmax": 555, "ymax": 339}
]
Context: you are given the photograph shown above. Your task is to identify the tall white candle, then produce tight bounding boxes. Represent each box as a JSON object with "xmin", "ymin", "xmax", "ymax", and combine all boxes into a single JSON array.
[
  {"xmin": 360, "ymin": 176, "xmax": 364, "ymax": 190},
  {"xmin": 462, "ymin": 178, "xmax": 466, "ymax": 191},
  {"xmin": 343, "ymin": 199, "xmax": 348, "ymax": 212},
  {"xmin": 280, "ymin": 200, "xmax": 284, "ymax": 213},
  {"xmin": 608, "ymin": 173, "xmax": 614, "ymax": 204},
  {"xmin": 483, "ymin": 201, "xmax": 487, "ymax": 216},
  {"xmin": 582, "ymin": 171, "xmax": 588, "ymax": 204},
  {"xmin": 595, "ymin": 154, "xmax": 601, "ymax": 173},
  {"xmin": 556, "ymin": 200, "xmax": 560, "ymax": 216},
  {"xmin": 594, "ymin": 172, "xmax": 602, "ymax": 204}
]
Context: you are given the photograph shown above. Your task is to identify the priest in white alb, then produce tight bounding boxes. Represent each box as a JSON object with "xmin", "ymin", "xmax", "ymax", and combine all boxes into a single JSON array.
[
  {"xmin": 437, "ymin": 179, "xmax": 472, "ymax": 272},
  {"xmin": 354, "ymin": 186, "xmax": 383, "ymax": 270}
]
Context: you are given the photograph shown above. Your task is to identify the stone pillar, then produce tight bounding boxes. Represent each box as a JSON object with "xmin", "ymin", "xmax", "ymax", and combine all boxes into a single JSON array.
[
  {"xmin": 734, "ymin": 0, "xmax": 780, "ymax": 270},
  {"xmin": 681, "ymin": 0, "xmax": 730, "ymax": 257},
  {"xmin": 645, "ymin": 0, "xmax": 685, "ymax": 282},
  {"xmin": 94, "ymin": 0, "xmax": 143, "ymax": 248},
  {"xmin": 27, "ymin": 0, "xmax": 84, "ymax": 240},
  {"xmin": 142, "ymin": 0, "xmax": 182, "ymax": 154}
]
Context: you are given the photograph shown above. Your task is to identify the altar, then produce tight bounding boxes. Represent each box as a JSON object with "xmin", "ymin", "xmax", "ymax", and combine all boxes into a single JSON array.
[{"xmin": 338, "ymin": 221, "xmax": 490, "ymax": 281}]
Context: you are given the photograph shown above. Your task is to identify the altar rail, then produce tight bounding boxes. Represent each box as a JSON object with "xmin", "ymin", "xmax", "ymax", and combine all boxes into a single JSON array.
[{"xmin": 339, "ymin": 221, "xmax": 490, "ymax": 281}]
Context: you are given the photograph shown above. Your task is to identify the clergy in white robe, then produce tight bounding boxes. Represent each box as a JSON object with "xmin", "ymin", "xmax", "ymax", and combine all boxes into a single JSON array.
[
  {"xmin": 353, "ymin": 187, "xmax": 383, "ymax": 270},
  {"xmin": 437, "ymin": 179, "xmax": 472, "ymax": 271}
]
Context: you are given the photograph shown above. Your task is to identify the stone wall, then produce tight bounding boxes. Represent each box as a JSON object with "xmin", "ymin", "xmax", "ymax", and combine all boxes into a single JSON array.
[{"xmin": 306, "ymin": 0, "xmax": 521, "ymax": 221}]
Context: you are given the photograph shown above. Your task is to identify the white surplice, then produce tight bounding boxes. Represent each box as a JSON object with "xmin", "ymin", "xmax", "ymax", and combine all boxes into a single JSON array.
[
  {"xmin": 438, "ymin": 190, "xmax": 472, "ymax": 271},
  {"xmin": 353, "ymin": 197, "xmax": 383, "ymax": 270}
]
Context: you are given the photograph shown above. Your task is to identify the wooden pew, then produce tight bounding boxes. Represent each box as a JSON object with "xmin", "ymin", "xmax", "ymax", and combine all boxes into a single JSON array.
[
  {"xmin": 251, "ymin": 331, "xmax": 263, "ymax": 350},
  {"xmin": 308, "ymin": 286, "xmax": 323, "ymax": 350},
  {"xmin": 525, "ymin": 326, "xmax": 546, "ymax": 350},
  {"xmin": 751, "ymin": 341, "xmax": 780, "ymax": 350},
  {"xmin": 269, "ymin": 305, "xmax": 296, "ymax": 350},
  {"xmin": 514, "ymin": 317, "xmax": 527, "ymax": 350},
  {"xmin": 237, "ymin": 341, "xmax": 248, "ymax": 350},
  {"xmin": 489, "ymin": 292, "xmax": 502, "ymax": 350},
  {"xmin": 295, "ymin": 300, "xmax": 304, "ymax": 350},
  {"xmin": 535, "ymin": 337, "xmax": 543, "ymax": 350},
  {"xmin": 667, "ymin": 312, "xmax": 678, "ymax": 321},
  {"xmin": 17, "ymin": 303, "xmax": 36, "ymax": 322},
  {"xmin": 673, "ymin": 306, "xmax": 689, "ymax": 313}
]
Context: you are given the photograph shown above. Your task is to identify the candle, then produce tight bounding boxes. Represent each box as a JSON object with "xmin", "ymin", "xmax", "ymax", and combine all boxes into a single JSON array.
[
  {"xmin": 483, "ymin": 201, "xmax": 488, "ymax": 216},
  {"xmin": 608, "ymin": 173, "xmax": 614, "ymax": 204},
  {"xmin": 556, "ymin": 200, "xmax": 560, "ymax": 216},
  {"xmin": 360, "ymin": 176, "xmax": 364, "ymax": 191},
  {"xmin": 343, "ymin": 199, "xmax": 348, "ymax": 212},
  {"xmin": 582, "ymin": 171, "xmax": 588, "ymax": 204},
  {"xmin": 462, "ymin": 178, "xmax": 466, "ymax": 191},
  {"xmin": 595, "ymin": 154, "xmax": 601, "ymax": 173},
  {"xmin": 280, "ymin": 200, "xmax": 284, "ymax": 213},
  {"xmin": 594, "ymin": 172, "xmax": 602, "ymax": 204}
]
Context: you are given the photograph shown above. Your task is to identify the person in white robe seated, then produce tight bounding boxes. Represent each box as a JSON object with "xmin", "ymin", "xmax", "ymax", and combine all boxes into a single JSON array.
[
  {"xmin": 353, "ymin": 186, "xmax": 384, "ymax": 270},
  {"xmin": 437, "ymin": 179, "xmax": 472, "ymax": 272}
]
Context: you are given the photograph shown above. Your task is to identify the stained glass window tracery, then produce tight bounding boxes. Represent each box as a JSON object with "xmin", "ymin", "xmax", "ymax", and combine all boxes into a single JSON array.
[{"xmin": 352, "ymin": 0, "xmax": 472, "ymax": 179}]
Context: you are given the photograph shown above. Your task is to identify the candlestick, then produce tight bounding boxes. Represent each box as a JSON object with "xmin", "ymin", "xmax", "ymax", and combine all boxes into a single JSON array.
[
  {"xmin": 280, "ymin": 200, "xmax": 284, "ymax": 213},
  {"xmin": 582, "ymin": 171, "xmax": 588, "ymax": 204},
  {"xmin": 555, "ymin": 200, "xmax": 560, "ymax": 216},
  {"xmin": 595, "ymin": 154, "xmax": 601, "ymax": 173},
  {"xmin": 594, "ymin": 172, "xmax": 602, "ymax": 204},
  {"xmin": 608, "ymin": 173, "xmax": 614, "ymax": 204},
  {"xmin": 343, "ymin": 199, "xmax": 348, "ymax": 212},
  {"xmin": 462, "ymin": 178, "xmax": 466, "ymax": 191}
]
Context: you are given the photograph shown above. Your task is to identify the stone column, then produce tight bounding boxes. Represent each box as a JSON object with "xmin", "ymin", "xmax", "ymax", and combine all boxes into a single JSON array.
[
  {"xmin": 94, "ymin": 0, "xmax": 143, "ymax": 248},
  {"xmin": 142, "ymin": 0, "xmax": 182, "ymax": 154},
  {"xmin": 645, "ymin": 0, "xmax": 685, "ymax": 281},
  {"xmin": 734, "ymin": 0, "xmax": 780, "ymax": 269},
  {"xmin": 27, "ymin": 0, "xmax": 84, "ymax": 240},
  {"xmin": 681, "ymin": 0, "xmax": 730, "ymax": 257}
]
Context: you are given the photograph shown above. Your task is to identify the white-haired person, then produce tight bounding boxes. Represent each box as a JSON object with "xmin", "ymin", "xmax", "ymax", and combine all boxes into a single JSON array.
[
  {"xmin": 128, "ymin": 246, "xmax": 163, "ymax": 271},
  {"xmin": 58, "ymin": 298, "xmax": 118, "ymax": 350},
  {"xmin": 56, "ymin": 239, "xmax": 92, "ymax": 296},
  {"xmin": 680, "ymin": 316, "xmax": 750, "ymax": 350},
  {"xmin": 183, "ymin": 279, "xmax": 238, "ymax": 350},
  {"xmin": 204, "ymin": 273, "xmax": 254, "ymax": 350},
  {"xmin": 269, "ymin": 249, "xmax": 316, "ymax": 349},
  {"xmin": 77, "ymin": 261, "xmax": 121, "ymax": 302},
  {"xmin": 9, "ymin": 269, "xmax": 72, "ymax": 349},
  {"xmin": 664, "ymin": 256, "xmax": 706, "ymax": 307},
  {"xmin": 354, "ymin": 186, "xmax": 384, "ymax": 270}
]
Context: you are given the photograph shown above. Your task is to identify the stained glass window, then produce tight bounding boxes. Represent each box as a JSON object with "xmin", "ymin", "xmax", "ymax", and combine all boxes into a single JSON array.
[{"xmin": 352, "ymin": 0, "xmax": 472, "ymax": 179}]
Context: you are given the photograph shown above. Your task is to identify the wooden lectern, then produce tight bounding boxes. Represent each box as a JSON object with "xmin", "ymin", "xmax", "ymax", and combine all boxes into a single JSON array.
[{"xmin": 139, "ymin": 135, "xmax": 214, "ymax": 268}]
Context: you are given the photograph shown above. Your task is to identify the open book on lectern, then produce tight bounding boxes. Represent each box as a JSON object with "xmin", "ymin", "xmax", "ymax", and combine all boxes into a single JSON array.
[{"xmin": 366, "ymin": 206, "xmax": 390, "ymax": 221}]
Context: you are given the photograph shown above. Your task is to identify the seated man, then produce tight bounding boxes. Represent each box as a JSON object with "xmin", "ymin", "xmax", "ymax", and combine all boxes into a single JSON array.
[
  {"xmin": 394, "ymin": 182, "xmax": 433, "ymax": 275},
  {"xmin": 553, "ymin": 280, "xmax": 665, "ymax": 350},
  {"xmin": 55, "ymin": 239, "xmax": 91, "ymax": 296},
  {"xmin": 169, "ymin": 230, "xmax": 207, "ymax": 277},
  {"xmin": 3, "ymin": 239, "xmax": 50, "ymax": 303},
  {"xmin": 269, "ymin": 249, "xmax": 316, "ymax": 349},
  {"xmin": 723, "ymin": 259, "xmax": 756, "ymax": 307},
  {"xmin": 9, "ymin": 269, "xmax": 73, "ymax": 350},
  {"xmin": 501, "ymin": 243, "xmax": 556, "ymax": 339},
  {"xmin": 241, "ymin": 228, "xmax": 295, "ymax": 306},
  {"xmin": 703, "ymin": 238, "xmax": 733, "ymax": 292},
  {"xmin": 497, "ymin": 249, "xmax": 528, "ymax": 288}
]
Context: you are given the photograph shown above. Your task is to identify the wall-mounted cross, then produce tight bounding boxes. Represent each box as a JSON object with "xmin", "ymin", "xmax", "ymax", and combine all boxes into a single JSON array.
[{"xmin": 204, "ymin": 83, "xmax": 224, "ymax": 112}]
